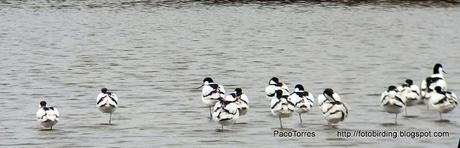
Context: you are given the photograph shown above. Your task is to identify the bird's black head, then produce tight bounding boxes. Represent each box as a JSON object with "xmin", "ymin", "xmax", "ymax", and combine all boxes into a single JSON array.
[
  {"xmin": 388, "ymin": 85, "xmax": 397, "ymax": 91},
  {"xmin": 323, "ymin": 88, "xmax": 334, "ymax": 97},
  {"xmin": 40, "ymin": 101, "xmax": 47, "ymax": 107},
  {"xmin": 294, "ymin": 84, "xmax": 304, "ymax": 91},
  {"xmin": 405, "ymin": 79, "xmax": 413, "ymax": 86},
  {"xmin": 434, "ymin": 86, "xmax": 443, "ymax": 93},
  {"xmin": 275, "ymin": 82, "xmax": 283, "ymax": 87},
  {"xmin": 433, "ymin": 63, "xmax": 443, "ymax": 74},
  {"xmin": 230, "ymin": 93, "xmax": 236, "ymax": 98},
  {"xmin": 210, "ymin": 84, "xmax": 219, "ymax": 89},
  {"xmin": 275, "ymin": 90, "xmax": 283, "ymax": 98},
  {"xmin": 269, "ymin": 77, "xmax": 279, "ymax": 85},
  {"xmin": 235, "ymin": 88, "xmax": 242, "ymax": 96},
  {"xmin": 203, "ymin": 77, "xmax": 214, "ymax": 84},
  {"xmin": 101, "ymin": 88, "xmax": 108, "ymax": 94}
]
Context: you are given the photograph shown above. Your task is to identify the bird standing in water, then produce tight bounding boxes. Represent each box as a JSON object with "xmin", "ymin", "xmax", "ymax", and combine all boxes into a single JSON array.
[
  {"xmin": 36, "ymin": 100, "xmax": 59, "ymax": 130},
  {"xmin": 429, "ymin": 86, "xmax": 458, "ymax": 120},
  {"xmin": 212, "ymin": 93, "xmax": 239, "ymax": 131},
  {"xmin": 318, "ymin": 88, "xmax": 349, "ymax": 125},
  {"xmin": 381, "ymin": 86, "xmax": 405, "ymax": 124},
  {"xmin": 289, "ymin": 84, "xmax": 314, "ymax": 124},
  {"xmin": 270, "ymin": 90, "xmax": 294, "ymax": 129},
  {"xmin": 234, "ymin": 88, "xmax": 249, "ymax": 117},
  {"xmin": 97, "ymin": 88, "xmax": 119, "ymax": 124},
  {"xmin": 201, "ymin": 77, "xmax": 225, "ymax": 119}
]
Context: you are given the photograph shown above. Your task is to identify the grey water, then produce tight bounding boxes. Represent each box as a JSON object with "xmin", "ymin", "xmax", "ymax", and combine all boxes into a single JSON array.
[{"xmin": 0, "ymin": 0, "xmax": 460, "ymax": 147}]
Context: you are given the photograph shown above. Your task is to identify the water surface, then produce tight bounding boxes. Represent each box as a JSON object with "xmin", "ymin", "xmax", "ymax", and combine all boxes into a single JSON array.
[{"xmin": 0, "ymin": 0, "xmax": 460, "ymax": 147}]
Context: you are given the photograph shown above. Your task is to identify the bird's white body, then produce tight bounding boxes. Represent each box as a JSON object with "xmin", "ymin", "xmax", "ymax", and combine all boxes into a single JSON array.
[
  {"xmin": 317, "ymin": 94, "xmax": 348, "ymax": 124},
  {"xmin": 421, "ymin": 73, "xmax": 447, "ymax": 101},
  {"xmin": 270, "ymin": 95, "xmax": 294, "ymax": 118},
  {"xmin": 429, "ymin": 91, "xmax": 458, "ymax": 114},
  {"xmin": 380, "ymin": 90, "xmax": 406, "ymax": 114},
  {"xmin": 97, "ymin": 93, "xmax": 119, "ymax": 113},
  {"xmin": 398, "ymin": 85, "xmax": 421, "ymax": 106},
  {"xmin": 235, "ymin": 94, "xmax": 249, "ymax": 116},
  {"xmin": 202, "ymin": 84, "xmax": 225, "ymax": 107},
  {"xmin": 36, "ymin": 106, "xmax": 59, "ymax": 128},
  {"xmin": 290, "ymin": 91, "xmax": 314, "ymax": 114},
  {"xmin": 265, "ymin": 83, "xmax": 289, "ymax": 100},
  {"xmin": 212, "ymin": 97, "xmax": 239, "ymax": 126}
]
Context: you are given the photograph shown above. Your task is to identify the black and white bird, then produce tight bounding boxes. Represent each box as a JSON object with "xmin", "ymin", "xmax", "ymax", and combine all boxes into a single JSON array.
[
  {"xmin": 380, "ymin": 85, "xmax": 406, "ymax": 124},
  {"xmin": 429, "ymin": 86, "xmax": 458, "ymax": 120},
  {"xmin": 201, "ymin": 77, "xmax": 225, "ymax": 119},
  {"xmin": 234, "ymin": 88, "xmax": 249, "ymax": 116},
  {"xmin": 265, "ymin": 77, "xmax": 289, "ymax": 100},
  {"xmin": 96, "ymin": 88, "xmax": 119, "ymax": 124},
  {"xmin": 36, "ymin": 101, "xmax": 59, "ymax": 130},
  {"xmin": 289, "ymin": 84, "xmax": 314, "ymax": 124},
  {"xmin": 398, "ymin": 79, "xmax": 421, "ymax": 115},
  {"xmin": 212, "ymin": 93, "xmax": 239, "ymax": 131},
  {"xmin": 317, "ymin": 88, "xmax": 348, "ymax": 125},
  {"xmin": 421, "ymin": 63, "xmax": 447, "ymax": 105},
  {"xmin": 270, "ymin": 90, "xmax": 294, "ymax": 129}
]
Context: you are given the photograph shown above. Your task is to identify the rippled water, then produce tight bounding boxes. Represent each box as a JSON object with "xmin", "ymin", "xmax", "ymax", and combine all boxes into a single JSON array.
[{"xmin": 1, "ymin": 0, "xmax": 460, "ymax": 147}]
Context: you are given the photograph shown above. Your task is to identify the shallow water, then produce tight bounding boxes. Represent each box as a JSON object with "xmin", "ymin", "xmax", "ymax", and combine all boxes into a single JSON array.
[{"xmin": 1, "ymin": 0, "xmax": 460, "ymax": 147}]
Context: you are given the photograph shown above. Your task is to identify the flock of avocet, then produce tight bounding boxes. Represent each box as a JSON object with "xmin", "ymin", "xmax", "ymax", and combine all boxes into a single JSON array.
[
  {"xmin": 35, "ymin": 63, "xmax": 457, "ymax": 131},
  {"xmin": 199, "ymin": 63, "xmax": 457, "ymax": 131},
  {"xmin": 380, "ymin": 63, "xmax": 457, "ymax": 124},
  {"xmin": 200, "ymin": 76, "xmax": 349, "ymax": 131}
]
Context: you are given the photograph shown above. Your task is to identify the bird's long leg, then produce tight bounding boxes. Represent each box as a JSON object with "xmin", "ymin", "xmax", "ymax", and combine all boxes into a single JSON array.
[
  {"xmin": 440, "ymin": 113, "xmax": 442, "ymax": 120},
  {"xmin": 109, "ymin": 112, "xmax": 112, "ymax": 125},
  {"xmin": 209, "ymin": 106, "xmax": 212, "ymax": 119},
  {"xmin": 395, "ymin": 113, "xmax": 398, "ymax": 125},
  {"xmin": 405, "ymin": 108, "xmax": 407, "ymax": 116},
  {"xmin": 279, "ymin": 115, "xmax": 283, "ymax": 129},
  {"xmin": 221, "ymin": 125, "xmax": 224, "ymax": 132},
  {"xmin": 299, "ymin": 113, "xmax": 303, "ymax": 124}
]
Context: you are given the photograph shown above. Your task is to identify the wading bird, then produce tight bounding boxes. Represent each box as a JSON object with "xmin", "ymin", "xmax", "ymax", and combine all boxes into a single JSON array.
[
  {"xmin": 318, "ymin": 88, "xmax": 349, "ymax": 125},
  {"xmin": 201, "ymin": 77, "xmax": 225, "ymax": 119},
  {"xmin": 234, "ymin": 88, "xmax": 249, "ymax": 117},
  {"xmin": 429, "ymin": 86, "xmax": 458, "ymax": 120},
  {"xmin": 421, "ymin": 63, "xmax": 447, "ymax": 108},
  {"xmin": 270, "ymin": 90, "xmax": 294, "ymax": 128},
  {"xmin": 289, "ymin": 84, "xmax": 314, "ymax": 124},
  {"xmin": 36, "ymin": 101, "xmax": 59, "ymax": 130},
  {"xmin": 381, "ymin": 86, "xmax": 405, "ymax": 124},
  {"xmin": 97, "ymin": 88, "xmax": 119, "ymax": 124},
  {"xmin": 212, "ymin": 93, "xmax": 239, "ymax": 131}
]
